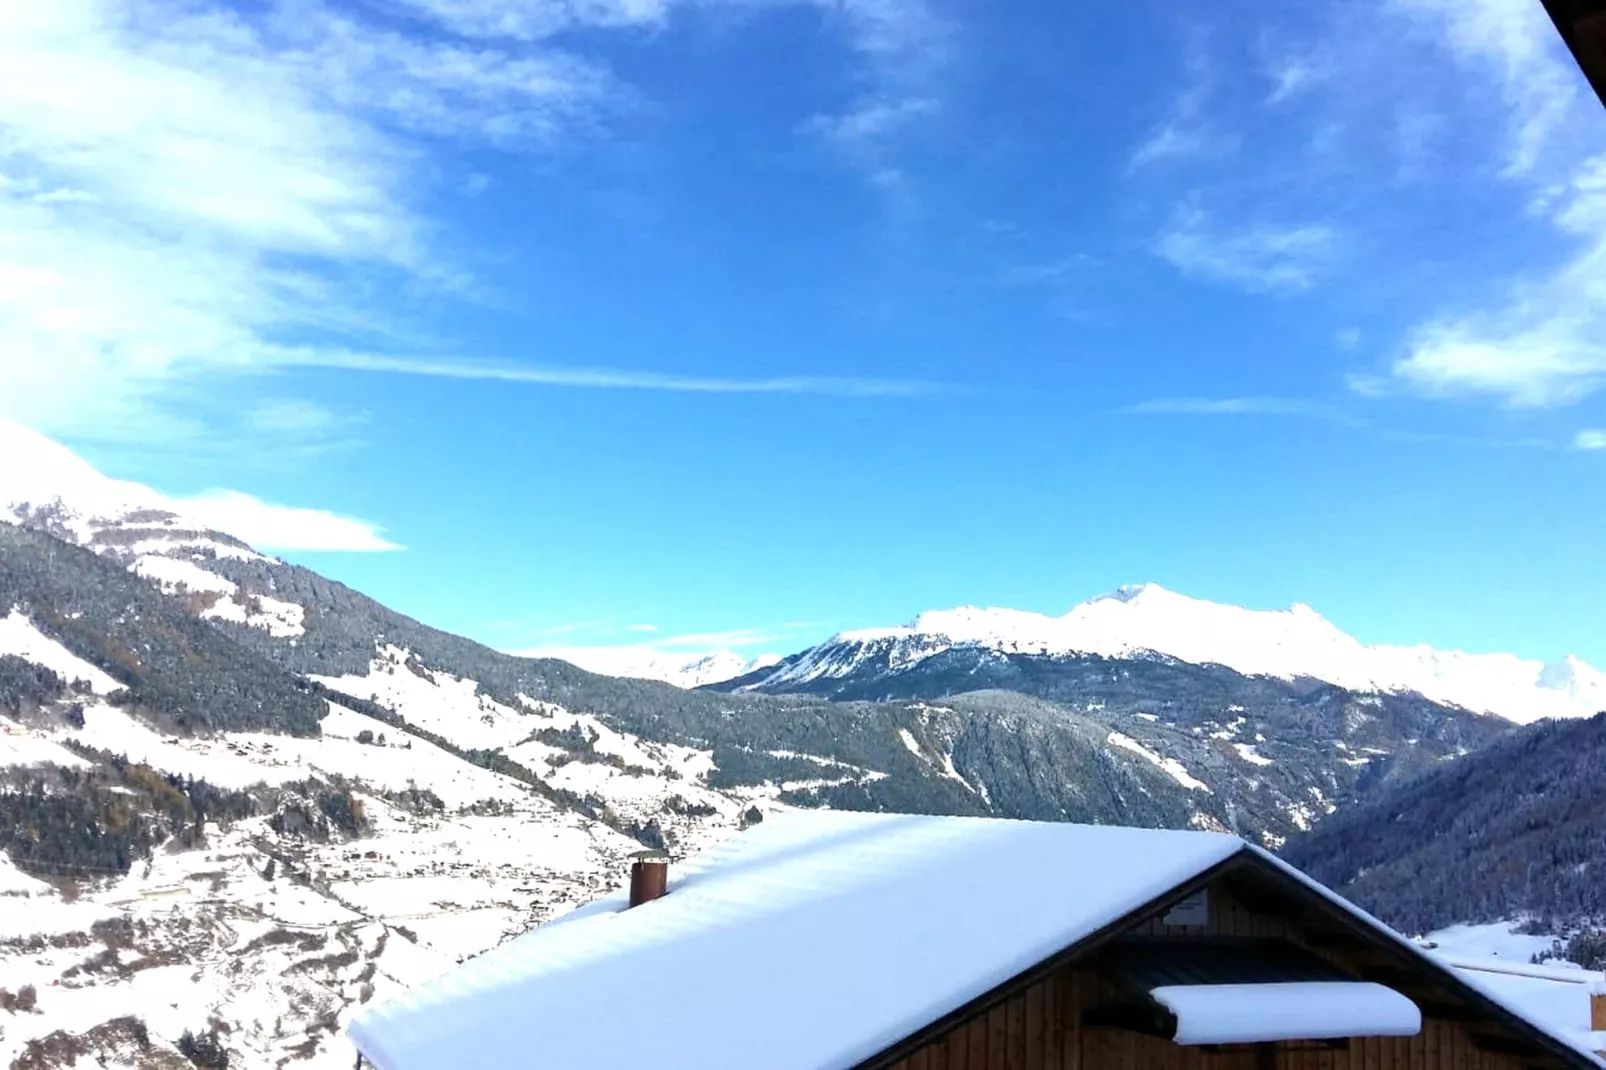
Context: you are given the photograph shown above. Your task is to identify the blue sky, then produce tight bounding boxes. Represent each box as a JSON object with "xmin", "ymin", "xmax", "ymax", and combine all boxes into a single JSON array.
[{"xmin": 1, "ymin": 0, "xmax": 1604, "ymax": 665}]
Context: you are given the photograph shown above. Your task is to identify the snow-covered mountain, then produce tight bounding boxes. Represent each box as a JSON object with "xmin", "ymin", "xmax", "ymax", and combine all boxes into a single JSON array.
[
  {"xmin": 10, "ymin": 417, "xmax": 1594, "ymax": 724},
  {"xmin": 511, "ymin": 645, "xmax": 781, "ymax": 689},
  {"xmin": 0, "ymin": 419, "xmax": 1594, "ymax": 1061},
  {"xmin": 0, "ymin": 420, "xmax": 1568, "ymax": 1067},
  {"xmin": 0, "ymin": 419, "xmax": 310, "ymax": 637},
  {"xmin": 734, "ymin": 584, "xmax": 1605, "ymax": 724}
]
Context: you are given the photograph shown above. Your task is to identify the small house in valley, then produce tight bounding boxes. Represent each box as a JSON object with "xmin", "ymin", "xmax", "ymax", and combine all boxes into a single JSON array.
[{"xmin": 349, "ymin": 812, "xmax": 1605, "ymax": 1070}]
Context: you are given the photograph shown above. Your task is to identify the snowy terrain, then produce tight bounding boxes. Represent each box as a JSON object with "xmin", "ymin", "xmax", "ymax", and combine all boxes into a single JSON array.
[
  {"xmin": 0, "ymin": 710, "xmax": 639, "ymax": 1067},
  {"xmin": 4, "ymin": 418, "xmax": 1603, "ymax": 1066},
  {"xmin": 0, "ymin": 677, "xmax": 783, "ymax": 1068},
  {"xmin": 1423, "ymin": 921, "xmax": 1606, "ymax": 1061},
  {"xmin": 6, "ymin": 418, "xmax": 1599, "ymax": 721},
  {"xmin": 740, "ymin": 584, "xmax": 1606, "ymax": 724},
  {"xmin": 510, "ymin": 645, "xmax": 780, "ymax": 689},
  {"xmin": 0, "ymin": 418, "xmax": 302, "ymax": 642}
]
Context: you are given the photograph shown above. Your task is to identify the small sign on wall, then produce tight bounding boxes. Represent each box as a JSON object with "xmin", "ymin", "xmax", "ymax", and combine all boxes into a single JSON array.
[{"xmin": 1164, "ymin": 889, "xmax": 1209, "ymax": 927}]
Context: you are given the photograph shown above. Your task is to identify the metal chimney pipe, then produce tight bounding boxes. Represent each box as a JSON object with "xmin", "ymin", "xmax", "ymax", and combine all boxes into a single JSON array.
[{"xmin": 628, "ymin": 849, "xmax": 670, "ymax": 908}]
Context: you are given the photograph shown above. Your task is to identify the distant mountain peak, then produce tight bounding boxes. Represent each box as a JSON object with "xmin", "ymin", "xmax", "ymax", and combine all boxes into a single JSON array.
[
  {"xmin": 509, "ymin": 644, "xmax": 781, "ymax": 689},
  {"xmin": 744, "ymin": 586, "xmax": 1604, "ymax": 724}
]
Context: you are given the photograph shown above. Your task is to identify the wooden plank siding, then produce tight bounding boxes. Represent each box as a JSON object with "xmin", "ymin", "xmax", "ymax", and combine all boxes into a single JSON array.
[{"xmin": 876, "ymin": 874, "xmax": 1578, "ymax": 1070}]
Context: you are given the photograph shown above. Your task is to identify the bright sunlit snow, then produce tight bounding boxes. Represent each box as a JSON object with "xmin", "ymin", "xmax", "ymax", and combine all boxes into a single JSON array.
[
  {"xmin": 0, "ymin": 608, "xmax": 124, "ymax": 693},
  {"xmin": 351, "ymin": 813, "xmax": 1248, "ymax": 1070},
  {"xmin": 1154, "ymin": 981, "xmax": 1421, "ymax": 1045},
  {"xmin": 1106, "ymin": 730, "xmax": 1211, "ymax": 791},
  {"xmin": 756, "ymin": 584, "xmax": 1606, "ymax": 723}
]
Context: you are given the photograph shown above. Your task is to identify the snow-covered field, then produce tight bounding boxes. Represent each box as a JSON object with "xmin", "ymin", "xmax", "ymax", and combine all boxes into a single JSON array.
[
  {"xmin": 0, "ymin": 703, "xmax": 659, "ymax": 1069},
  {"xmin": 0, "ymin": 653, "xmax": 796, "ymax": 1069},
  {"xmin": 1422, "ymin": 921, "xmax": 1606, "ymax": 1060}
]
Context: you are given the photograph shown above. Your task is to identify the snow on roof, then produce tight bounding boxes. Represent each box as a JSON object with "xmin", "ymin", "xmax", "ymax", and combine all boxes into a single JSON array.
[
  {"xmin": 1250, "ymin": 847, "xmax": 1606, "ymax": 1067},
  {"xmin": 349, "ymin": 811, "xmax": 1244, "ymax": 1070},
  {"xmin": 1154, "ymin": 981, "xmax": 1421, "ymax": 1045}
]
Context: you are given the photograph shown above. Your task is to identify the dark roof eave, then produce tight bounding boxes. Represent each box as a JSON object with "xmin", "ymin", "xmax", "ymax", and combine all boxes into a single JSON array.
[
  {"xmin": 853, "ymin": 844, "xmax": 1602, "ymax": 1070},
  {"xmin": 1538, "ymin": 0, "xmax": 1606, "ymax": 107}
]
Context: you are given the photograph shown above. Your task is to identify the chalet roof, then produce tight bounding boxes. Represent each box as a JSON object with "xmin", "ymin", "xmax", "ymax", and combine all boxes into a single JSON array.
[
  {"xmin": 350, "ymin": 812, "xmax": 1241, "ymax": 1070},
  {"xmin": 347, "ymin": 811, "xmax": 1605, "ymax": 1070}
]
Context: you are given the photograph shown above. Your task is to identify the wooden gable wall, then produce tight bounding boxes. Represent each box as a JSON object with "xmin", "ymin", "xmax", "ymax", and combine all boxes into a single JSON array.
[{"xmin": 870, "ymin": 867, "xmax": 1586, "ymax": 1070}]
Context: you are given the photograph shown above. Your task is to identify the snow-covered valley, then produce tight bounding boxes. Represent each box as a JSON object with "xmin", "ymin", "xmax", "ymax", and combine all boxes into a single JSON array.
[
  {"xmin": 2, "ymin": 418, "xmax": 1604, "ymax": 1069},
  {"xmin": 0, "ymin": 648, "xmax": 784, "ymax": 1069}
]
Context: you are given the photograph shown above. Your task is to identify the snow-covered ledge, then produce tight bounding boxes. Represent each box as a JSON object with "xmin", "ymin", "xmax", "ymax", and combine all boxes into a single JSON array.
[{"xmin": 1151, "ymin": 981, "xmax": 1422, "ymax": 1046}]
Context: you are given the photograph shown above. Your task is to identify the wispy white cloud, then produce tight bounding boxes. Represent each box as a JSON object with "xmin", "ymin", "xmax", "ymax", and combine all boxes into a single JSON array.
[
  {"xmin": 1119, "ymin": 396, "xmax": 1565, "ymax": 450},
  {"xmin": 384, "ymin": 0, "xmax": 673, "ymax": 41},
  {"xmin": 1264, "ymin": 58, "xmax": 1322, "ymax": 105},
  {"xmin": 804, "ymin": 96, "xmax": 937, "ymax": 146},
  {"xmin": 176, "ymin": 489, "xmax": 402, "ymax": 552},
  {"xmin": 1357, "ymin": 156, "xmax": 1606, "ymax": 408},
  {"xmin": 1331, "ymin": 0, "xmax": 1606, "ymax": 409},
  {"xmin": 1255, "ymin": 27, "xmax": 1334, "ymax": 107},
  {"xmin": 0, "ymin": 0, "xmax": 952, "ymax": 446},
  {"xmin": 801, "ymin": 95, "xmax": 939, "ymax": 192},
  {"xmin": 1389, "ymin": 0, "xmax": 1577, "ymax": 176},
  {"xmin": 651, "ymin": 627, "xmax": 790, "ymax": 649},
  {"xmin": 996, "ymin": 256, "xmax": 1097, "ymax": 287},
  {"xmin": 1130, "ymin": 32, "xmax": 1219, "ymax": 168},
  {"xmin": 1121, "ymin": 397, "xmax": 1351, "ymax": 419},
  {"xmin": 279, "ymin": 350, "xmax": 943, "ymax": 396},
  {"xmin": 505, "ymin": 621, "xmax": 819, "ymax": 676},
  {"xmin": 1155, "ymin": 206, "xmax": 1340, "ymax": 293},
  {"xmin": 0, "ymin": 0, "xmax": 617, "ymax": 441},
  {"xmin": 1576, "ymin": 429, "xmax": 1606, "ymax": 450},
  {"xmin": 802, "ymin": 0, "xmax": 952, "ymax": 194},
  {"xmin": 242, "ymin": 399, "xmax": 354, "ymax": 435},
  {"xmin": 1132, "ymin": 120, "xmax": 1212, "ymax": 170}
]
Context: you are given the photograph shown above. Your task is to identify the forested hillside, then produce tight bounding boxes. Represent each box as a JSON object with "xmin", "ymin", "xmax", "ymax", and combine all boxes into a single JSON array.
[
  {"xmin": 0, "ymin": 523, "xmax": 324, "ymax": 734},
  {"xmin": 1282, "ymin": 712, "xmax": 1606, "ymax": 935}
]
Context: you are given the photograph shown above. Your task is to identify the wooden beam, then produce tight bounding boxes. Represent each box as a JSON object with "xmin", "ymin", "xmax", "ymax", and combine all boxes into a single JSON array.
[
  {"xmin": 1220, "ymin": 872, "xmax": 1307, "ymax": 920},
  {"xmin": 1471, "ymin": 1032, "xmax": 1544, "ymax": 1058},
  {"xmin": 1299, "ymin": 927, "xmax": 1374, "ymax": 954},
  {"xmin": 1415, "ymin": 999, "xmax": 1485, "ymax": 1023},
  {"xmin": 1080, "ymin": 1001, "xmax": 1176, "ymax": 1040}
]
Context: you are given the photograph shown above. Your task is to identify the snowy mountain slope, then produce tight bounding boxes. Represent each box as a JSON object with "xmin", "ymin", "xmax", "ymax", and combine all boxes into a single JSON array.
[
  {"xmin": 0, "ymin": 423, "xmax": 1521, "ymax": 850},
  {"xmin": 0, "ymin": 505, "xmax": 1380, "ymax": 848},
  {"xmin": 0, "ymin": 419, "xmax": 304, "ymax": 639},
  {"xmin": 7, "ymin": 420, "xmax": 1596, "ymax": 722},
  {"xmin": 513, "ymin": 645, "xmax": 781, "ymax": 688},
  {"xmin": 0, "ymin": 705, "xmax": 639, "ymax": 1070},
  {"xmin": 732, "ymin": 584, "xmax": 1605, "ymax": 724},
  {"xmin": 0, "ymin": 422, "xmax": 1567, "ymax": 1067},
  {"xmin": 0, "ymin": 520, "xmax": 794, "ymax": 1068}
]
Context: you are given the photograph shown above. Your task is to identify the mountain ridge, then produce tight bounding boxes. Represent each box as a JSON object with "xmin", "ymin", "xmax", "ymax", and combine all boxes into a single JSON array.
[
  {"xmin": 0, "ymin": 419, "xmax": 1575, "ymax": 1068},
  {"xmin": 729, "ymin": 583, "xmax": 1604, "ymax": 723},
  {"xmin": 5, "ymin": 419, "xmax": 1597, "ymax": 722}
]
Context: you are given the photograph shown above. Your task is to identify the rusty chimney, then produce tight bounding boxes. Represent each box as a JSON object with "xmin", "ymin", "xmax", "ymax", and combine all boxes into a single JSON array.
[{"xmin": 628, "ymin": 849, "xmax": 670, "ymax": 908}]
